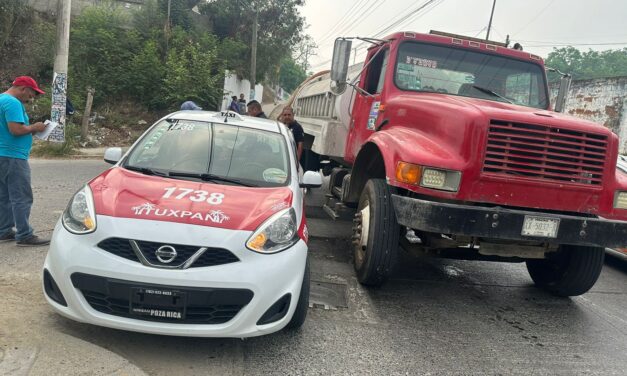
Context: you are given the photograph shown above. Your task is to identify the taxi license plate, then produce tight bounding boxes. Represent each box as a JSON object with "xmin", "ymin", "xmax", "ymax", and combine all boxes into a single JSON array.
[
  {"xmin": 521, "ymin": 216, "xmax": 560, "ymax": 238},
  {"xmin": 129, "ymin": 287, "xmax": 186, "ymax": 320}
]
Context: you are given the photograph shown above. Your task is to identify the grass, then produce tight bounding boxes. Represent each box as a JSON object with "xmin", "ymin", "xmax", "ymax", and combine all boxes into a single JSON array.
[{"xmin": 30, "ymin": 123, "xmax": 80, "ymax": 157}]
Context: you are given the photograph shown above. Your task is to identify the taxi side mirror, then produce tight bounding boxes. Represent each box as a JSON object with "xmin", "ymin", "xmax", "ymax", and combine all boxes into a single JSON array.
[
  {"xmin": 300, "ymin": 171, "xmax": 322, "ymax": 188},
  {"xmin": 104, "ymin": 147, "xmax": 122, "ymax": 165}
]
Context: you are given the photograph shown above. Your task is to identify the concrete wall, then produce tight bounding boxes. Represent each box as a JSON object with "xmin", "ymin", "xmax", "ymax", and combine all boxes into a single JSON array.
[
  {"xmin": 27, "ymin": 0, "xmax": 144, "ymax": 15},
  {"xmin": 551, "ymin": 76, "xmax": 627, "ymax": 154},
  {"xmin": 221, "ymin": 71, "xmax": 263, "ymax": 112}
]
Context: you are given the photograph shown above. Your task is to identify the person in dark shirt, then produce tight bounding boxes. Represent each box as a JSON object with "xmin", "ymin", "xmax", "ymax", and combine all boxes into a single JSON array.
[
  {"xmin": 228, "ymin": 96, "xmax": 240, "ymax": 112},
  {"xmin": 279, "ymin": 106, "xmax": 304, "ymax": 160},
  {"xmin": 246, "ymin": 100, "xmax": 267, "ymax": 118}
]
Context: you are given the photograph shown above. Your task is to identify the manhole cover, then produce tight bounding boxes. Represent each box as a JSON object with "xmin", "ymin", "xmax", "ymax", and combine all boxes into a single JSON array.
[{"xmin": 309, "ymin": 280, "xmax": 348, "ymax": 310}]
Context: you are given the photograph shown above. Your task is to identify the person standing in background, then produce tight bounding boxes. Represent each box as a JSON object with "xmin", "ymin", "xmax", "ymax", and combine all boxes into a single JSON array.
[
  {"xmin": 237, "ymin": 93, "xmax": 246, "ymax": 114},
  {"xmin": 0, "ymin": 76, "xmax": 50, "ymax": 247},
  {"xmin": 228, "ymin": 96, "xmax": 240, "ymax": 112},
  {"xmin": 279, "ymin": 106, "xmax": 304, "ymax": 161},
  {"xmin": 246, "ymin": 100, "xmax": 267, "ymax": 118}
]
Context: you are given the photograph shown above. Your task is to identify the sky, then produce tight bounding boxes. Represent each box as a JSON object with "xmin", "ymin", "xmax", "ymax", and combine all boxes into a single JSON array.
[{"xmin": 300, "ymin": 0, "xmax": 627, "ymax": 72}]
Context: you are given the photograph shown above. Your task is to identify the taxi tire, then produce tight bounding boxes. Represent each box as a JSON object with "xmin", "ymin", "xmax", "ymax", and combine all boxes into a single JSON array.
[
  {"xmin": 286, "ymin": 257, "xmax": 310, "ymax": 330},
  {"xmin": 526, "ymin": 245, "xmax": 604, "ymax": 297},
  {"xmin": 354, "ymin": 179, "xmax": 399, "ymax": 287}
]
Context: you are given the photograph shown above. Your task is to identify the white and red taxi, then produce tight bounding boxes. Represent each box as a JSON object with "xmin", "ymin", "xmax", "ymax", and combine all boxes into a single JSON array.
[{"xmin": 43, "ymin": 111, "xmax": 322, "ymax": 337}]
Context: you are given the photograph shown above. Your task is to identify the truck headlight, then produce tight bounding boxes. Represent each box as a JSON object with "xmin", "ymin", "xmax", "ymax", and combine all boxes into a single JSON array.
[
  {"xmin": 246, "ymin": 208, "xmax": 299, "ymax": 254},
  {"xmin": 615, "ymin": 191, "xmax": 627, "ymax": 209},
  {"xmin": 62, "ymin": 185, "xmax": 97, "ymax": 234},
  {"xmin": 420, "ymin": 168, "xmax": 462, "ymax": 192}
]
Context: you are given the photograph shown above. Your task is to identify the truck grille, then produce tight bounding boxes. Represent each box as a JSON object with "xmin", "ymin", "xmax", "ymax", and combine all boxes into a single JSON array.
[{"xmin": 483, "ymin": 120, "xmax": 608, "ymax": 186}]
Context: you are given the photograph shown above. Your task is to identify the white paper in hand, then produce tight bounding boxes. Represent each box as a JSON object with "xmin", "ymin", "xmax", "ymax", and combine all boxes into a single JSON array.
[{"xmin": 35, "ymin": 120, "xmax": 58, "ymax": 140}]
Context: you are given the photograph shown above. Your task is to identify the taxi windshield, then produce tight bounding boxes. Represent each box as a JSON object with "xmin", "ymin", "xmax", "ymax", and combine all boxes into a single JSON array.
[
  {"xmin": 395, "ymin": 41, "xmax": 549, "ymax": 109},
  {"xmin": 124, "ymin": 119, "xmax": 290, "ymax": 187}
]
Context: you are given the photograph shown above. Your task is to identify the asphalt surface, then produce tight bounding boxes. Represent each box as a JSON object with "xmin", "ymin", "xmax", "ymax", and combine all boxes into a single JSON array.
[{"xmin": 1, "ymin": 159, "xmax": 626, "ymax": 375}]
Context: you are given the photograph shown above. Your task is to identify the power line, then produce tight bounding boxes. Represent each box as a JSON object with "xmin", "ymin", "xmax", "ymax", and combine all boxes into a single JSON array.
[
  {"xmin": 316, "ymin": 0, "xmax": 369, "ymax": 44},
  {"xmin": 511, "ymin": 0, "xmax": 556, "ymax": 37},
  {"xmin": 317, "ymin": 0, "xmax": 381, "ymax": 47},
  {"xmin": 311, "ymin": 0, "xmax": 445, "ymax": 70},
  {"xmin": 329, "ymin": 0, "xmax": 386, "ymax": 41}
]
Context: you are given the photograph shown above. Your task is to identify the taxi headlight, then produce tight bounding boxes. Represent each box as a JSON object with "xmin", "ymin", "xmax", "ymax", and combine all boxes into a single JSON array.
[
  {"xmin": 62, "ymin": 185, "xmax": 97, "ymax": 234},
  {"xmin": 615, "ymin": 191, "xmax": 627, "ymax": 209},
  {"xmin": 420, "ymin": 168, "xmax": 462, "ymax": 192},
  {"xmin": 246, "ymin": 208, "xmax": 299, "ymax": 254}
]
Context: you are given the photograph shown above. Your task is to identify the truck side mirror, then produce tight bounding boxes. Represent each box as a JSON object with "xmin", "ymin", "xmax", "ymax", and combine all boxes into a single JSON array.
[
  {"xmin": 331, "ymin": 38, "xmax": 352, "ymax": 84},
  {"xmin": 554, "ymin": 74, "xmax": 572, "ymax": 113}
]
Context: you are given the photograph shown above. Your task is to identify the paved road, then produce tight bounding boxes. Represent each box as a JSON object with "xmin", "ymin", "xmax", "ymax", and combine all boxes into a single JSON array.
[{"xmin": 1, "ymin": 159, "xmax": 626, "ymax": 375}]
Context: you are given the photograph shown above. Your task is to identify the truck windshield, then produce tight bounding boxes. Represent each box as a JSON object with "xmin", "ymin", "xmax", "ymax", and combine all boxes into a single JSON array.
[{"xmin": 395, "ymin": 42, "xmax": 549, "ymax": 109}]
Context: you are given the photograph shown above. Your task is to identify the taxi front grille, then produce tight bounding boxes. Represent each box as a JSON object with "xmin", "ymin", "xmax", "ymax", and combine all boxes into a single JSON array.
[
  {"xmin": 72, "ymin": 273, "xmax": 252, "ymax": 324},
  {"xmin": 483, "ymin": 120, "xmax": 608, "ymax": 186},
  {"xmin": 97, "ymin": 237, "xmax": 239, "ymax": 268}
]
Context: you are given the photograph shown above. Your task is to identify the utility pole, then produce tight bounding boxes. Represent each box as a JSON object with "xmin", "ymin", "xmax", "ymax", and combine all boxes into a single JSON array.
[
  {"xmin": 49, "ymin": 0, "xmax": 72, "ymax": 143},
  {"xmin": 164, "ymin": 0, "xmax": 171, "ymax": 55},
  {"xmin": 80, "ymin": 88, "xmax": 94, "ymax": 142},
  {"xmin": 250, "ymin": 8, "xmax": 258, "ymax": 100},
  {"xmin": 485, "ymin": 0, "xmax": 496, "ymax": 41}
]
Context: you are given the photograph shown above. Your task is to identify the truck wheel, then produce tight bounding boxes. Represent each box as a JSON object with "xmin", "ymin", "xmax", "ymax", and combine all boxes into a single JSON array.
[
  {"xmin": 526, "ymin": 245, "xmax": 604, "ymax": 297},
  {"xmin": 352, "ymin": 179, "xmax": 399, "ymax": 286},
  {"xmin": 286, "ymin": 257, "xmax": 310, "ymax": 330}
]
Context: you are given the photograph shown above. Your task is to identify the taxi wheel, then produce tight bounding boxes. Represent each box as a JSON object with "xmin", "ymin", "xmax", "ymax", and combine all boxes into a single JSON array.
[
  {"xmin": 353, "ymin": 179, "xmax": 399, "ymax": 287},
  {"xmin": 286, "ymin": 257, "xmax": 310, "ymax": 330},
  {"xmin": 526, "ymin": 245, "xmax": 604, "ymax": 297}
]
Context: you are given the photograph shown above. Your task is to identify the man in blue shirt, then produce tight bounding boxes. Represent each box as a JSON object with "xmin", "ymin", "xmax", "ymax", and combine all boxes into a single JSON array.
[{"xmin": 0, "ymin": 76, "xmax": 50, "ymax": 246}]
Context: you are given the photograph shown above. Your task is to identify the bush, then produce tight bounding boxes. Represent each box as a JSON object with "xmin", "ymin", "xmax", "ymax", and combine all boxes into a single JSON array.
[{"xmin": 30, "ymin": 123, "xmax": 80, "ymax": 157}]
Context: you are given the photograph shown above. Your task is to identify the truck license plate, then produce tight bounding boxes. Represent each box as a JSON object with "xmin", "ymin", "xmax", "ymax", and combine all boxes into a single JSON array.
[{"xmin": 521, "ymin": 216, "xmax": 560, "ymax": 238}]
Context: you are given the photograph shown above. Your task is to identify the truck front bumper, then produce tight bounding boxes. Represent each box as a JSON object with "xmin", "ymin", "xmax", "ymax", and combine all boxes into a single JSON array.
[{"xmin": 392, "ymin": 195, "xmax": 627, "ymax": 248}]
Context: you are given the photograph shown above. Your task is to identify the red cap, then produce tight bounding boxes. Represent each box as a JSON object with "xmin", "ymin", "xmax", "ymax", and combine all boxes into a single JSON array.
[{"xmin": 12, "ymin": 76, "xmax": 45, "ymax": 95}]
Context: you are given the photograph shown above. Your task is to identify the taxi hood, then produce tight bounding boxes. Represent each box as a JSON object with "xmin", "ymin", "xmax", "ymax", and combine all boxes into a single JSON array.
[{"xmin": 89, "ymin": 167, "xmax": 293, "ymax": 231}]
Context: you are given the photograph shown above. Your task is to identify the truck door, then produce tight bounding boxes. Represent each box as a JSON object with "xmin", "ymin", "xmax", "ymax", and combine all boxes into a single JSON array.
[{"xmin": 345, "ymin": 47, "xmax": 390, "ymax": 163}]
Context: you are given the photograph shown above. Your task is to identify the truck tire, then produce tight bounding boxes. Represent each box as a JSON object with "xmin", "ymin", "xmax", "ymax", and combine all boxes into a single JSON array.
[
  {"xmin": 526, "ymin": 245, "xmax": 604, "ymax": 297},
  {"xmin": 353, "ymin": 179, "xmax": 399, "ymax": 287},
  {"xmin": 286, "ymin": 257, "xmax": 310, "ymax": 330}
]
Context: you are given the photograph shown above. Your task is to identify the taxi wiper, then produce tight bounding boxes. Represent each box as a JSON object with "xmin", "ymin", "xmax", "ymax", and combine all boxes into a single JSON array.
[
  {"xmin": 124, "ymin": 165, "xmax": 168, "ymax": 177},
  {"xmin": 472, "ymin": 85, "xmax": 513, "ymax": 104},
  {"xmin": 168, "ymin": 171, "xmax": 257, "ymax": 187}
]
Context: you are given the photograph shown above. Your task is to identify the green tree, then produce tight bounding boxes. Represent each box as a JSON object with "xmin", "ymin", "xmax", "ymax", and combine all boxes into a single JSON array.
[
  {"xmin": 199, "ymin": 0, "xmax": 306, "ymax": 83},
  {"xmin": 162, "ymin": 28, "xmax": 224, "ymax": 109},
  {"xmin": 545, "ymin": 46, "xmax": 627, "ymax": 82},
  {"xmin": 0, "ymin": 0, "xmax": 28, "ymax": 49},
  {"xmin": 69, "ymin": 6, "xmax": 140, "ymax": 102},
  {"xmin": 279, "ymin": 58, "xmax": 307, "ymax": 92}
]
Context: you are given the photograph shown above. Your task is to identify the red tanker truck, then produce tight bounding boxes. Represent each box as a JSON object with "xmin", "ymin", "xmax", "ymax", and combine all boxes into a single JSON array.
[{"xmin": 289, "ymin": 30, "xmax": 627, "ymax": 296}]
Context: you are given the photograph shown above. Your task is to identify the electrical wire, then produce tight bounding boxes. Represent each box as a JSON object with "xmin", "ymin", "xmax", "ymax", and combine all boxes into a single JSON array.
[
  {"xmin": 316, "ymin": 0, "xmax": 370, "ymax": 44},
  {"xmin": 510, "ymin": 0, "xmax": 556, "ymax": 37},
  {"xmin": 311, "ymin": 0, "xmax": 445, "ymax": 70}
]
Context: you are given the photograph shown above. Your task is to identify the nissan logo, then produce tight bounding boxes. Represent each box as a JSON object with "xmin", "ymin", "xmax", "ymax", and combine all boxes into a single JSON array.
[{"xmin": 155, "ymin": 245, "xmax": 177, "ymax": 264}]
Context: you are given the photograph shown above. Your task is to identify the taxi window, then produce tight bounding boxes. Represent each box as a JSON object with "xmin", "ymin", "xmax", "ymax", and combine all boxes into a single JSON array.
[{"xmin": 125, "ymin": 120, "xmax": 290, "ymax": 187}]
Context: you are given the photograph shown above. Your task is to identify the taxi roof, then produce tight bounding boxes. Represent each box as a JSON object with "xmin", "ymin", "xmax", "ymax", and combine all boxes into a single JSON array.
[{"xmin": 168, "ymin": 110, "xmax": 283, "ymax": 134}]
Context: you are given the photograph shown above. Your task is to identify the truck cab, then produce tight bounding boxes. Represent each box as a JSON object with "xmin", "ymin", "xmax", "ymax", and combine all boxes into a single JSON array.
[{"xmin": 290, "ymin": 31, "xmax": 627, "ymax": 297}]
